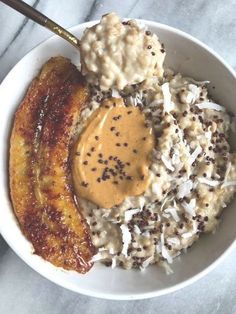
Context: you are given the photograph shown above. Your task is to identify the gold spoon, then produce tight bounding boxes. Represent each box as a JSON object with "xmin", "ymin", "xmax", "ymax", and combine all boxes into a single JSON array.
[{"xmin": 1, "ymin": 0, "xmax": 80, "ymax": 49}]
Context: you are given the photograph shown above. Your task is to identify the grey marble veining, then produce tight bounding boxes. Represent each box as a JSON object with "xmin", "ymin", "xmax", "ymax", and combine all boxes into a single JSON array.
[{"xmin": 1, "ymin": 1, "xmax": 236, "ymax": 313}]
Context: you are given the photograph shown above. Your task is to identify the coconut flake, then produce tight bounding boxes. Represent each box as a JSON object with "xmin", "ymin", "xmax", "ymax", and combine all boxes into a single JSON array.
[
  {"xmin": 160, "ymin": 196, "xmax": 174, "ymax": 211},
  {"xmin": 188, "ymin": 84, "xmax": 200, "ymax": 96},
  {"xmin": 181, "ymin": 232, "xmax": 193, "ymax": 239},
  {"xmin": 120, "ymin": 224, "xmax": 132, "ymax": 257},
  {"xmin": 195, "ymin": 102, "xmax": 225, "ymax": 112},
  {"xmin": 164, "ymin": 207, "xmax": 180, "ymax": 222},
  {"xmin": 189, "ymin": 145, "xmax": 202, "ymax": 165},
  {"xmin": 91, "ymin": 252, "xmax": 104, "ymax": 262},
  {"xmin": 172, "ymin": 149, "xmax": 181, "ymax": 165},
  {"xmin": 192, "ymin": 220, "xmax": 198, "ymax": 234},
  {"xmin": 111, "ymin": 89, "xmax": 121, "ymax": 98},
  {"xmin": 182, "ymin": 198, "xmax": 196, "ymax": 216},
  {"xmin": 109, "ymin": 247, "xmax": 115, "ymax": 255},
  {"xmin": 161, "ymin": 244, "xmax": 173, "ymax": 264},
  {"xmin": 161, "ymin": 155, "xmax": 175, "ymax": 171},
  {"xmin": 142, "ymin": 231, "xmax": 151, "ymax": 237},
  {"xmin": 224, "ymin": 162, "xmax": 231, "ymax": 183},
  {"xmin": 107, "ymin": 218, "xmax": 121, "ymax": 223},
  {"xmin": 198, "ymin": 177, "xmax": 220, "ymax": 186},
  {"xmin": 111, "ymin": 256, "xmax": 117, "ymax": 269},
  {"xmin": 134, "ymin": 225, "xmax": 141, "ymax": 235},
  {"xmin": 185, "ymin": 91, "xmax": 195, "ymax": 104},
  {"xmin": 98, "ymin": 247, "xmax": 108, "ymax": 252},
  {"xmin": 102, "ymin": 212, "xmax": 109, "ymax": 218},
  {"xmin": 128, "ymin": 96, "xmax": 137, "ymax": 106},
  {"xmin": 156, "ymin": 242, "xmax": 162, "ymax": 254},
  {"xmin": 124, "ymin": 208, "xmax": 140, "ymax": 222},
  {"xmin": 177, "ymin": 180, "xmax": 193, "ymax": 198},
  {"xmin": 185, "ymin": 77, "xmax": 210, "ymax": 85},
  {"xmin": 221, "ymin": 181, "xmax": 236, "ymax": 188},
  {"xmin": 137, "ymin": 196, "xmax": 146, "ymax": 210},
  {"xmin": 160, "ymin": 232, "xmax": 173, "ymax": 264},
  {"xmin": 167, "ymin": 237, "xmax": 180, "ymax": 246},
  {"xmin": 141, "ymin": 256, "xmax": 153, "ymax": 270},
  {"xmin": 185, "ymin": 84, "xmax": 200, "ymax": 104},
  {"xmin": 205, "ymin": 130, "xmax": 212, "ymax": 140},
  {"xmin": 162, "ymin": 213, "xmax": 170, "ymax": 219},
  {"xmin": 152, "ymin": 182, "xmax": 160, "ymax": 195},
  {"xmin": 162, "ymin": 82, "xmax": 174, "ymax": 113}
]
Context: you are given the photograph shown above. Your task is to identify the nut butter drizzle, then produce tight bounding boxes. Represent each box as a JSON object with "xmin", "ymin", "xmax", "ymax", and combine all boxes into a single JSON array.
[{"xmin": 73, "ymin": 98, "xmax": 155, "ymax": 208}]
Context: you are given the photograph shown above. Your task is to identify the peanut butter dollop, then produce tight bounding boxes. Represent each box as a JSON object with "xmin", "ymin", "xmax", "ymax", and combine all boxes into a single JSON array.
[{"xmin": 72, "ymin": 98, "xmax": 155, "ymax": 208}]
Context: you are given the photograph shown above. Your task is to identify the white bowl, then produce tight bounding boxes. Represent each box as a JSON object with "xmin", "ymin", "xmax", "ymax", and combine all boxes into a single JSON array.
[{"xmin": 0, "ymin": 20, "xmax": 236, "ymax": 300}]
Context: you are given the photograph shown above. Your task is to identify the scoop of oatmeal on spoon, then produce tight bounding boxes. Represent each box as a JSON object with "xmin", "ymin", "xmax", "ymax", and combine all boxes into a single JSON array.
[{"xmin": 79, "ymin": 12, "xmax": 166, "ymax": 90}]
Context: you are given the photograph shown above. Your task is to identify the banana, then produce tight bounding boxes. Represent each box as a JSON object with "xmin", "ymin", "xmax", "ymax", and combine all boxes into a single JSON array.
[{"xmin": 9, "ymin": 57, "xmax": 96, "ymax": 273}]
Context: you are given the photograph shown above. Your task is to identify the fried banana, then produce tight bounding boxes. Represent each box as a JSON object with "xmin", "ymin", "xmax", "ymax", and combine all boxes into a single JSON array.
[{"xmin": 9, "ymin": 56, "xmax": 96, "ymax": 273}]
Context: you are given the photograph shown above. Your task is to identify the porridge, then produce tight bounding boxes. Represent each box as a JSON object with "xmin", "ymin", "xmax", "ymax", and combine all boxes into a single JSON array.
[
  {"xmin": 73, "ymin": 70, "xmax": 236, "ymax": 271},
  {"xmin": 73, "ymin": 13, "xmax": 236, "ymax": 271},
  {"xmin": 79, "ymin": 12, "xmax": 165, "ymax": 90}
]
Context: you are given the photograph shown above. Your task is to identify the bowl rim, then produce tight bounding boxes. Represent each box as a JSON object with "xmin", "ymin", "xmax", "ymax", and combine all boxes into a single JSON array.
[{"xmin": 1, "ymin": 19, "xmax": 236, "ymax": 300}]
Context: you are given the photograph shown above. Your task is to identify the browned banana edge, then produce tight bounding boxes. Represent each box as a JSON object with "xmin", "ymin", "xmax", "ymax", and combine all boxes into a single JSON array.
[{"xmin": 9, "ymin": 57, "xmax": 96, "ymax": 273}]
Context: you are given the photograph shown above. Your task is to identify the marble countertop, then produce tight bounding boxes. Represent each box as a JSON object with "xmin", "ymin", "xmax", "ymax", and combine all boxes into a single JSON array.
[{"xmin": 1, "ymin": 1, "xmax": 236, "ymax": 313}]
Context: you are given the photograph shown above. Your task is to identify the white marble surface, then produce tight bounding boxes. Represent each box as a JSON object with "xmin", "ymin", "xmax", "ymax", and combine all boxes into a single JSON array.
[{"xmin": 1, "ymin": 0, "xmax": 236, "ymax": 313}]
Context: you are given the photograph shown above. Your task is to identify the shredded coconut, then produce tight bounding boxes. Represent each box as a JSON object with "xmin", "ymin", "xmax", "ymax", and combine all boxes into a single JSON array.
[
  {"xmin": 224, "ymin": 162, "xmax": 231, "ymax": 183},
  {"xmin": 185, "ymin": 77, "xmax": 210, "ymax": 85},
  {"xmin": 91, "ymin": 252, "xmax": 104, "ymax": 262},
  {"xmin": 141, "ymin": 256, "xmax": 153, "ymax": 270},
  {"xmin": 189, "ymin": 146, "xmax": 202, "ymax": 165},
  {"xmin": 162, "ymin": 83, "xmax": 175, "ymax": 113},
  {"xmin": 164, "ymin": 207, "xmax": 180, "ymax": 222},
  {"xmin": 124, "ymin": 208, "xmax": 141, "ymax": 222},
  {"xmin": 177, "ymin": 180, "xmax": 193, "ymax": 199},
  {"xmin": 81, "ymin": 67, "xmax": 236, "ymax": 272},
  {"xmin": 120, "ymin": 224, "xmax": 132, "ymax": 257},
  {"xmin": 182, "ymin": 199, "xmax": 196, "ymax": 216},
  {"xmin": 167, "ymin": 237, "xmax": 180, "ymax": 245},
  {"xmin": 111, "ymin": 89, "xmax": 121, "ymax": 98},
  {"xmin": 134, "ymin": 225, "xmax": 141, "ymax": 235},
  {"xmin": 161, "ymin": 155, "xmax": 175, "ymax": 171},
  {"xmin": 152, "ymin": 182, "xmax": 160, "ymax": 195},
  {"xmin": 111, "ymin": 256, "xmax": 117, "ymax": 269},
  {"xmin": 195, "ymin": 102, "xmax": 226, "ymax": 112},
  {"xmin": 198, "ymin": 177, "xmax": 221, "ymax": 187},
  {"xmin": 181, "ymin": 232, "xmax": 193, "ymax": 239}
]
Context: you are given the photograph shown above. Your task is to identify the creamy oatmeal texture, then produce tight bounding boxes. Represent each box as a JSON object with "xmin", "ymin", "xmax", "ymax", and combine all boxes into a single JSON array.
[
  {"xmin": 73, "ymin": 14, "xmax": 236, "ymax": 271},
  {"xmin": 79, "ymin": 13, "xmax": 166, "ymax": 90}
]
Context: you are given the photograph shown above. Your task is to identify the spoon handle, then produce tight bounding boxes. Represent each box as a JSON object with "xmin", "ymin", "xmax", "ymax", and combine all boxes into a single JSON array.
[{"xmin": 1, "ymin": 0, "xmax": 80, "ymax": 49}]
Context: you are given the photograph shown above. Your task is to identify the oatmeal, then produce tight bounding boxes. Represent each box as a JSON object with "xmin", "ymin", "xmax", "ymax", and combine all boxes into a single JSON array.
[
  {"xmin": 74, "ymin": 72, "xmax": 236, "ymax": 271},
  {"xmin": 72, "ymin": 14, "xmax": 236, "ymax": 271},
  {"xmin": 79, "ymin": 12, "xmax": 165, "ymax": 90}
]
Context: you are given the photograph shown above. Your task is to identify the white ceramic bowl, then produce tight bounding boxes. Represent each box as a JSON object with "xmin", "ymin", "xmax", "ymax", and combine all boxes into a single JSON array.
[{"xmin": 0, "ymin": 20, "xmax": 236, "ymax": 300}]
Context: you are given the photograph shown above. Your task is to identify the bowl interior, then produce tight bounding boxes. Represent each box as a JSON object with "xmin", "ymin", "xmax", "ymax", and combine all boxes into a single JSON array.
[{"xmin": 0, "ymin": 20, "xmax": 236, "ymax": 300}]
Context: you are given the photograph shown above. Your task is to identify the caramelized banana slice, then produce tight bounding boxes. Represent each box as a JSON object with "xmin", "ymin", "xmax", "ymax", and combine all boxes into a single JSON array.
[{"xmin": 10, "ymin": 57, "xmax": 96, "ymax": 273}]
